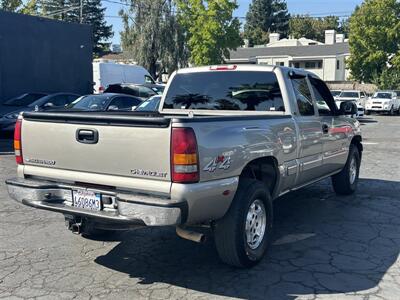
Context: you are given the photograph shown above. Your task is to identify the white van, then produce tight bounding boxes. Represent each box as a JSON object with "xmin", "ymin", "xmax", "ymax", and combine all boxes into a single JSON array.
[{"xmin": 93, "ymin": 62, "xmax": 155, "ymax": 93}]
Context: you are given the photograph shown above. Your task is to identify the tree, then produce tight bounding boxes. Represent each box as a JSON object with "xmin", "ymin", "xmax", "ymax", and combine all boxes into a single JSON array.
[
  {"xmin": 177, "ymin": 0, "xmax": 242, "ymax": 66},
  {"xmin": 0, "ymin": 0, "xmax": 22, "ymax": 12},
  {"xmin": 120, "ymin": 0, "xmax": 188, "ymax": 78},
  {"xmin": 289, "ymin": 15, "xmax": 339, "ymax": 42},
  {"xmin": 40, "ymin": 0, "xmax": 113, "ymax": 56},
  {"xmin": 67, "ymin": 0, "xmax": 113, "ymax": 55},
  {"xmin": 244, "ymin": 0, "xmax": 290, "ymax": 46},
  {"xmin": 347, "ymin": 0, "xmax": 400, "ymax": 88}
]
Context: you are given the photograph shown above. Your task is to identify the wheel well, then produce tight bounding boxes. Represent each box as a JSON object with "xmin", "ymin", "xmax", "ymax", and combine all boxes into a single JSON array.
[
  {"xmin": 351, "ymin": 136, "xmax": 363, "ymax": 158},
  {"xmin": 240, "ymin": 157, "xmax": 279, "ymax": 196}
]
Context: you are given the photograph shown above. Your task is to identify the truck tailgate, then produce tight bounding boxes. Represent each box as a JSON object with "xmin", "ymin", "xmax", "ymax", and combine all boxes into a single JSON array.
[{"xmin": 20, "ymin": 112, "xmax": 172, "ymax": 193}]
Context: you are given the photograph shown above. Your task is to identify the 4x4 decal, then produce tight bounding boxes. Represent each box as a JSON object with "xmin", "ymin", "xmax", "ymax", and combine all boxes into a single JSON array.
[{"xmin": 203, "ymin": 155, "xmax": 231, "ymax": 172}]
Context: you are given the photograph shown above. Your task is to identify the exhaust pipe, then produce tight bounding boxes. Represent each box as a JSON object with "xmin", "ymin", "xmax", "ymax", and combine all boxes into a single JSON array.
[
  {"xmin": 176, "ymin": 226, "xmax": 206, "ymax": 243},
  {"xmin": 70, "ymin": 223, "xmax": 81, "ymax": 235}
]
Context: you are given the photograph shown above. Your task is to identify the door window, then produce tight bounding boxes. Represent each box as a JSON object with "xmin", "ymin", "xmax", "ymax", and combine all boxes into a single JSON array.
[
  {"xmin": 107, "ymin": 97, "xmax": 142, "ymax": 111},
  {"xmin": 309, "ymin": 77, "xmax": 336, "ymax": 116},
  {"xmin": 291, "ymin": 78, "xmax": 315, "ymax": 116}
]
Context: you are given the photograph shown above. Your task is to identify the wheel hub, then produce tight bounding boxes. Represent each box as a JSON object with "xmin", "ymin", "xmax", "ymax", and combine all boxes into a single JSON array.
[
  {"xmin": 245, "ymin": 199, "xmax": 267, "ymax": 250},
  {"xmin": 349, "ymin": 156, "xmax": 357, "ymax": 184}
]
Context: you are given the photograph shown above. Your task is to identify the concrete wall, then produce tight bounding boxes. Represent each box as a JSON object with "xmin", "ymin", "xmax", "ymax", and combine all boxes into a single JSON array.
[{"xmin": 0, "ymin": 11, "xmax": 93, "ymax": 103}]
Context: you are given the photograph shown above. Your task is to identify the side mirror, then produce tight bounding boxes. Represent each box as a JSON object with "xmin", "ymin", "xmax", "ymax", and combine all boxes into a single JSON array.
[
  {"xmin": 107, "ymin": 105, "xmax": 119, "ymax": 111},
  {"xmin": 340, "ymin": 101, "xmax": 357, "ymax": 115},
  {"xmin": 131, "ymin": 106, "xmax": 137, "ymax": 111}
]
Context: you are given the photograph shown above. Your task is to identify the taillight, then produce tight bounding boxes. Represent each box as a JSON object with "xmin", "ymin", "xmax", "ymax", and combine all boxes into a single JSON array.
[
  {"xmin": 99, "ymin": 86, "xmax": 105, "ymax": 93},
  {"xmin": 171, "ymin": 128, "xmax": 199, "ymax": 183},
  {"xmin": 14, "ymin": 118, "xmax": 23, "ymax": 165},
  {"xmin": 209, "ymin": 65, "xmax": 237, "ymax": 71}
]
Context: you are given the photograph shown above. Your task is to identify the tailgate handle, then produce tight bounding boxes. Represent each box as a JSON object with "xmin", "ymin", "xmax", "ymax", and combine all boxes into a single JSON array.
[{"xmin": 76, "ymin": 129, "xmax": 98, "ymax": 144}]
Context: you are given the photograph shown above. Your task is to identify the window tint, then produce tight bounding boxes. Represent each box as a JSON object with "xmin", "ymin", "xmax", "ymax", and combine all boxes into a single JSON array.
[
  {"xmin": 291, "ymin": 78, "xmax": 315, "ymax": 116},
  {"xmin": 163, "ymin": 71, "xmax": 285, "ymax": 112},
  {"xmin": 309, "ymin": 77, "xmax": 336, "ymax": 116},
  {"xmin": 108, "ymin": 97, "xmax": 142, "ymax": 110},
  {"xmin": 47, "ymin": 95, "xmax": 69, "ymax": 107}
]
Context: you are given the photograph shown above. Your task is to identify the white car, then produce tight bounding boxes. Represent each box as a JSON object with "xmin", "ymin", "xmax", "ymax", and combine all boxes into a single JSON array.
[
  {"xmin": 336, "ymin": 90, "xmax": 367, "ymax": 118},
  {"xmin": 365, "ymin": 91, "xmax": 400, "ymax": 115},
  {"xmin": 330, "ymin": 90, "xmax": 342, "ymax": 100}
]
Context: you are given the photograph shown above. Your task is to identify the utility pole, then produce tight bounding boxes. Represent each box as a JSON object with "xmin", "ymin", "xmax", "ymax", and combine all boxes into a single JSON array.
[{"xmin": 80, "ymin": 0, "xmax": 83, "ymax": 23}]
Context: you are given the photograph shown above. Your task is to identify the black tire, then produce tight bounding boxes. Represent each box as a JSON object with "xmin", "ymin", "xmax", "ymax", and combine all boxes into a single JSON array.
[
  {"xmin": 214, "ymin": 179, "xmax": 273, "ymax": 268},
  {"xmin": 389, "ymin": 106, "xmax": 394, "ymax": 116},
  {"xmin": 365, "ymin": 110, "xmax": 371, "ymax": 115},
  {"xmin": 332, "ymin": 145, "xmax": 361, "ymax": 195}
]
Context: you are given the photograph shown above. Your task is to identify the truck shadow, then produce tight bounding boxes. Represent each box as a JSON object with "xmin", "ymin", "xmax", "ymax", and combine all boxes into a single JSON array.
[{"xmin": 95, "ymin": 178, "xmax": 400, "ymax": 299}]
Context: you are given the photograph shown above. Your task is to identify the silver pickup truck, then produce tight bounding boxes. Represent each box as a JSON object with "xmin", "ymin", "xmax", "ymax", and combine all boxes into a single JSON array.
[{"xmin": 6, "ymin": 65, "xmax": 362, "ymax": 268}]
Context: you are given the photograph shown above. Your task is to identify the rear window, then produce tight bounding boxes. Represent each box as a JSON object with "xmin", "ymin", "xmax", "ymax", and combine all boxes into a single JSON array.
[{"xmin": 163, "ymin": 71, "xmax": 284, "ymax": 112}]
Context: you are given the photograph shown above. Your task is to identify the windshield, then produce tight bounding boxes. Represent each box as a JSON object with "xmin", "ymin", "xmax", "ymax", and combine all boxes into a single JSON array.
[
  {"xmin": 67, "ymin": 95, "xmax": 111, "ymax": 111},
  {"xmin": 373, "ymin": 92, "xmax": 392, "ymax": 99},
  {"xmin": 339, "ymin": 91, "xmax": 359, "ymax": 98},
  {"xmin": 4, "ymin": 93, "xmax": 47, "ymax": 106},
  {"xmin": 136, "ymin": 96, "xmax": 161, "ymax": 112},
  {"xmin": 331, "ymin": 91, "xmax": 341, "ymax": 97},
  {"xmin": 163, "ymin": 71, "xmax": 284, "ymax": 111}
]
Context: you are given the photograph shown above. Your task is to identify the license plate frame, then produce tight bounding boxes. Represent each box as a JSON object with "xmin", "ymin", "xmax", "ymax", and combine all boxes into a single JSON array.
[{"xmin": 72, "ymin": 189, "xmax": 102, "ymax": 211}]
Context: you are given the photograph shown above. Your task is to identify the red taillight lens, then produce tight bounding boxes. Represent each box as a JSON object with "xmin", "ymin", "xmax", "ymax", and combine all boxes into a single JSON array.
[
  {"xmin": 14, "ymin": 118, "xmax": 23, "ymax": 165},
  {"xmin": 171, "ymin": 128, "xmax": 199, "ymax": 183},
  {"xmin": 99, "ymin": 86, "xmax": 105, "ymax": 93}
]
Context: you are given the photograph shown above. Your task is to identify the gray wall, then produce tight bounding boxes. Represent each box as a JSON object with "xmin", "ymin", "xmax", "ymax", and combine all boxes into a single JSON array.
[{"xmin": 0, "ymin": 11, "xmax": 93, "ymax": 103}]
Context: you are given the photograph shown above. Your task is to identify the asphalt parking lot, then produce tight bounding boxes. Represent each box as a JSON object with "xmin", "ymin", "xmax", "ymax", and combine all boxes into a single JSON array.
[{"xmin": 0, "ymin": 115, "xmax": 399, "ymax": 300}]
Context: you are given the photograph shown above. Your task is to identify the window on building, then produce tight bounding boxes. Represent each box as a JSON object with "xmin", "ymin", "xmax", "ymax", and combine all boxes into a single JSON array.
[
  {"xmin": 304, "ymin": 61, "xmax": 322, "ymax": 69},
  {"xmin": 291, "ymin": 77, "xmax": 315, "ymax": 116},
  {"xmin": 305, "ymin": 62, "xmax": 316, "ymax": 69},
  {"xmin": 275, "ymin": 61, "xmax": 285, "ymax": 66},
  {"xmin": 337, "ymin": 60, "xmax": 340, "ymax": 70},
  {"xmin": 294, "ymin": 62, "xmax": 300, "ymax": 68}
]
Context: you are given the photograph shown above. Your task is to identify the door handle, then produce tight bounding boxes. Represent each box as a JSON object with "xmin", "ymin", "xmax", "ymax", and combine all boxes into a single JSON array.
[
  {"xmin": 322, "ymin": 124, "xmax": 329, "ymax": 134},
  {"xmin": 76, "ymin": 129, "xmax": 98, "ymax": 144}
]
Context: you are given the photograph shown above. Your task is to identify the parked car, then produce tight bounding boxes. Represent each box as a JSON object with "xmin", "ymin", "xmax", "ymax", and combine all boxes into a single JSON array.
[
  {"xmin": 0, "ymin": 92, "xmax": 48, "ymax": 115},
  {"xmin": 0, "ymin": 93, "xmax": 79, "ymax": 132},
  {"xmin": 66, "ymin": 93, "xmax": 142, "ymax": 111},
  {"xmin": 104, "ymin": 83, "xmax": 163, "ymax": 100},
  {"xmin": 93, "ymin": 62, "xmax": 155, "ymax": 93},
  {"xmin": 335, "ymin": 90, "xmax": 366, "ymax": 117},
  {"xmin": 135, "ymin": 95, "xmax": 162, "ymax": 112},
  {"xmin": 330, "ymin": 90, "xmax": 342, "ymax": 100},
  {"xmin": 365, "ymin": 91, "xmax": 400, "ymax": 115},
  {"xmin": 6, "ymin": 65, "xmax": 362, "ymax": 268}
]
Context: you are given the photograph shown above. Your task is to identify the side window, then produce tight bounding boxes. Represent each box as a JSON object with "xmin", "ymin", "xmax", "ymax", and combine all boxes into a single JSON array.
[
  {"xmin": 309, "ymin": 77, "xmax": 336, "ymax": 116},
  {"xmin": 47, "ymin": 95, "xmax": 67, "ymax": 107},
  {"xmin": 291, "ymin": 77, "xmax": 315, "ymax": 116},
  {"xmin": 108, "ymin": 97, "xmax": 141, "ymax": 110}
]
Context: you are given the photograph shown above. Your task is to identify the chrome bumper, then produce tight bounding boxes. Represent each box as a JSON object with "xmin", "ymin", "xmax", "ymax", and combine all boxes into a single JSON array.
[{"xmin": 6, "ymin": 178, "xmax": 185, "ymax": 227}]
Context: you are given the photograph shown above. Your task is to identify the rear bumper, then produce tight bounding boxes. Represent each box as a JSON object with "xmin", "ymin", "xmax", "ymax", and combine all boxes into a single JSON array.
[
  {"xmin": 6, "ymin": 176, "xmax": 239, "ymax": 226},
  {"xmin": 6, "ymin": 177, "xmax": 185, "ymax": 227}
]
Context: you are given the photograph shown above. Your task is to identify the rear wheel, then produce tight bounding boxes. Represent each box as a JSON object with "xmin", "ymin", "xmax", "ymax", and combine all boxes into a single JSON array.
[
  {"xmin": 214, "ymin": 179, "xmax": 273, "ymax": 268},
  {"xmin": 365, "ymin": 110, "xmax": 371, "ymax": 115},
  {"xmin": 332, "ymin": 145, "xmax": 360, "ymax": 195}
]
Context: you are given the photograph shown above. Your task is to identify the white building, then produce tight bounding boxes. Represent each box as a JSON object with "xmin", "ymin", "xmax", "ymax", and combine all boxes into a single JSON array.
[{"xmin": 227, "ymin": 30, "xmax": 350, "ymax": 82}]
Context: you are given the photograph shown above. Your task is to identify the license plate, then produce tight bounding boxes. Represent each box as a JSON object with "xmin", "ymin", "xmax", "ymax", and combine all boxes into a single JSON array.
[{"xmin": 72, "ymin": 190, "xmax": 101, "ymax": 211}]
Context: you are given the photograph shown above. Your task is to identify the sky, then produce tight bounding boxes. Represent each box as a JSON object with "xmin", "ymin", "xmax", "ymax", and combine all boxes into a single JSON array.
[{"xmin": 104, "ymin": 0, "xmax": 364, "ymax": 45}]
